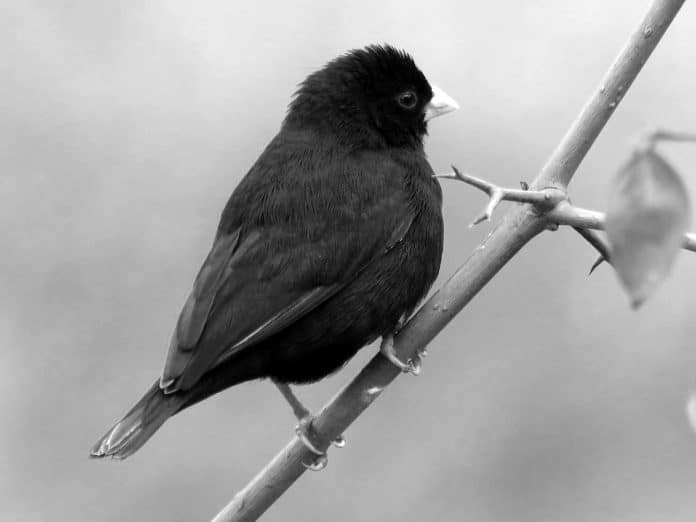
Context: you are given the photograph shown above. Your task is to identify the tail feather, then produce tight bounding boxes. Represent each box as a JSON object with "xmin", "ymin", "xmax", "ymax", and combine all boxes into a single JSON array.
[{"xmin": 90, "ymin": 380, "xmax": 182, "ymax": 460}]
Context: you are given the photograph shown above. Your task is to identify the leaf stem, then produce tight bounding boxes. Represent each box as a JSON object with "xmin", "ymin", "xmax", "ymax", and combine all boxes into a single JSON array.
[{"xmin": 546, "ymin": 202, "xmax": 696, "ymax": 253}]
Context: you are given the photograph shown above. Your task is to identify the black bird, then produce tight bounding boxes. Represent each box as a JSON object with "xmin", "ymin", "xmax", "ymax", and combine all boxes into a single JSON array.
[{"xmin": 90, "ymin": 44, "xmax": 458, "ymax": 462}]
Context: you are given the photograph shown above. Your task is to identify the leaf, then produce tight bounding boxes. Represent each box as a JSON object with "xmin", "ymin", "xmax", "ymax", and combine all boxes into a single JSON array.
[{"xmin": 605, "ymin": 148, "xmax": 691, "ymax": 308}]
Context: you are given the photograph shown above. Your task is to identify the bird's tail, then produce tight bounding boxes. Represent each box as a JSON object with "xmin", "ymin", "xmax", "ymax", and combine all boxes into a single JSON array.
[{"xmin": 90, "ymin": 380, "xmax": 183, "ymax": 460}]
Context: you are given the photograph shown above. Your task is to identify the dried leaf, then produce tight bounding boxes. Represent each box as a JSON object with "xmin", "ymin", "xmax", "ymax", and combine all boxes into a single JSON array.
[{"xmin": 605, "ymin": 149, "xmax": 691, "ymax": 307}]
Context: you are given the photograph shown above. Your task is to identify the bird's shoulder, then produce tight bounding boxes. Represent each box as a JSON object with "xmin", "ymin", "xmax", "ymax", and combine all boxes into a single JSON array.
[{"xmin": 217, "ymin": 128, "xmax": 432, "ymax": 233}]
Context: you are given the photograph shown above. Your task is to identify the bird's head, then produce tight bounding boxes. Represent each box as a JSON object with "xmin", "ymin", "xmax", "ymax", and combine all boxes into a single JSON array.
[{"xmin": 285, "ymin": 44, "xmax": 458, "ymax": 148}]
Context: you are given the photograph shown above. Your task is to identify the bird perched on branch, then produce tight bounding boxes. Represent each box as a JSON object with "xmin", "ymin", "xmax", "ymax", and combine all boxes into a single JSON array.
[{"xmin": 90, "ymin": 44, "xmax": 458, "ymax": 464}]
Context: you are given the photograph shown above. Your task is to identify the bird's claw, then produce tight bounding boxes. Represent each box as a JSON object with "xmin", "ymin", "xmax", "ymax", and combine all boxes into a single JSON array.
[
  {"xmin": 295, "ymin": 415, "xmax": 342, "ymax": 471},
  {"xmin": 302, "ymin": 454, "xmax": 328, "ymax": 471},
  {"xmin": 380, "ymin": 335, "xmax": 422, "ymax": 375},
  {"xmin": 409, "ymin": 355, "xmax": 422, "ymax": 375},
  {"xmin": 295, "ymin": 416, "xmax": 324, "ymax": 456}
]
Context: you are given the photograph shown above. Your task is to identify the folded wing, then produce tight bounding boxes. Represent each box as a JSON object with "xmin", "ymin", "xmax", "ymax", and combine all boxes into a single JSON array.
[{"xmin": 160, "ymin": 143, "xmax": 417, "ymax": 393}]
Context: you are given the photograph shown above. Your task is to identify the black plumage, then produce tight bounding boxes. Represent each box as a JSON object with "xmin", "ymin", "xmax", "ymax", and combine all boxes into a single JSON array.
[{"xmin": 91, "ymin": 44, "xmax": 454, "ymax": 459}]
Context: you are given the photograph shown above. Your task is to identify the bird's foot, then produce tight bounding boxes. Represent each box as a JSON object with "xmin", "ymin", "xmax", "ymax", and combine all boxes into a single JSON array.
[
  {"xmin": 295, "ymin": 415, "xmax": 324, "ymax": 456},
  {"xmin": 275, "ymin": 380, "xmax": 345, "ymax": 470},
  {"xmin": 295, "ymin": 416, "xmax": 345, "ymax": 471},
  {"xmin": 379, "ymin": 334, "xmax": 421, "ymax": 375}
]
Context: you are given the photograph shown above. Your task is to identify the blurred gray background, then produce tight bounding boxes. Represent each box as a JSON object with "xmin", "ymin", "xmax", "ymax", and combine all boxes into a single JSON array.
[{"xmin": 2, "ymin": 1, "xmax": 696, "ymax": 521}]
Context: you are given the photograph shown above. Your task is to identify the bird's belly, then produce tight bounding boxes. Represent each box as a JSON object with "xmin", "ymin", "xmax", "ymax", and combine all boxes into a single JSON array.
[{"xmin": 259, "ymin": 234, "xmax": 441, "ymax": 384}]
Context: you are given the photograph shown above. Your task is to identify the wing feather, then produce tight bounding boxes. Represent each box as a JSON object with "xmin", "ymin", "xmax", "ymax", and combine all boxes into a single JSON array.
[{"xmin": 160, "ymin": 140, "xmax": 419, "ymax": 393}]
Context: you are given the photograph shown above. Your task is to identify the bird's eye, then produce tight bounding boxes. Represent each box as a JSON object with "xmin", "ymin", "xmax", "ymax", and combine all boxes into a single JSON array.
[{"xmin": 397, "ymin": 91, "xmax": 418, "ymax": 109}]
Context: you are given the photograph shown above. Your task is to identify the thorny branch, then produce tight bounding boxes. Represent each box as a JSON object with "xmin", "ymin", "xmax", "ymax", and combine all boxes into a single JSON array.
[
  {"xmin": 547, "ymin": 202, "xmax": 696, "ymax": 253},
  {"xmin": 212, "ymin": 1, "xmax": 687, "ymax": 520},
  {"xmin": 434, "ymin": 166, "xmax": 563, "ymax": 226},
  {"xmin": 438, "ymin": 167, "xmax": 696, "ymax": 254}
]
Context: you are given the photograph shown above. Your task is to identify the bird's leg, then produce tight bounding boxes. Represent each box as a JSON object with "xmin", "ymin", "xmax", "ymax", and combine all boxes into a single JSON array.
[
  {"xmin": 379, "ymin": 316, "xmax": 422, "ymax": 375},
  {"xmin": 273, "ymin": 380, "xmax": 322, "ymax": 455},
  {"xmin": 272, "ymin": 380, "xmax": 344, "ymax": 471},
  {"xmin": 273, "ymin": 380, "xmax": 312, "ymax": 425},
  {"xmin": 380, "ymin": 333, "xmax": 410, "ymax": 372}
]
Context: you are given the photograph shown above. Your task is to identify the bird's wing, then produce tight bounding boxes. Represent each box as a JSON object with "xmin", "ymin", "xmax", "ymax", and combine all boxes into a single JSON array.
[{"xmin": 160, "ymin": 177, "xmax": 415, "ymax": 393}]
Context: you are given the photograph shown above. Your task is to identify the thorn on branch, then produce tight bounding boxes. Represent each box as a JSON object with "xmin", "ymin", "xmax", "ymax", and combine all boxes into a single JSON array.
[
  {"xmin": 435, "ymin": 166, "xmax": 563, "ymax": 226},
  {"xmin": 471, "ymin": 185, "xmax": 504, "ymax": 226},
  {"xmin": 571, "ymin": 227, "xmax": 612, "ymax": 274},
  {"xmin": 589, "ymin": 256, "xmax": 606, "ymax": 275}
]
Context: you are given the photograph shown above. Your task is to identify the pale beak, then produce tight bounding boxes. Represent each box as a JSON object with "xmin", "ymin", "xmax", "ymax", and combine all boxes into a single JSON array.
[{"xmin": 424, "ymin": 85, "xmax": 459, "ymax": 121}]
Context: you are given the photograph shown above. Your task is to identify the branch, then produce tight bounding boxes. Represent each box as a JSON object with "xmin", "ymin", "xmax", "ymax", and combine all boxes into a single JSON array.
[
  {"xmin": 212, "ymin": 1, "xmax": 686, "ymax": 520},
  {"xmin": 438, "ymin": 170, "xmax": 696, "ymax": 264},
  {"xmin": 435, "ymin": 166, "xmax": 563, "ymax": 226},
  {"xmin": 641, "ymin": 129, "xmax": 696, "ymax": 150},
  {"xmin": 547, "ymin": 201, "xmax": 696, "ymax": 253},
  {"xmin": 531, "ymin": 2, "xmax": 685, "ymax": 189},
  {"xmin": 436, "ymin": 167, "xmax": 617, "ymax": 269}
]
